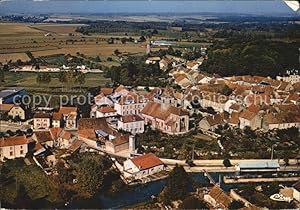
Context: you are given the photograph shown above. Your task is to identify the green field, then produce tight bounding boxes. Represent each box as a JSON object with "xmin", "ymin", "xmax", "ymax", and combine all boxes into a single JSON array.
[{"xmin": 1, "ymin": 71, "xmax": 110, "ymax": 89}]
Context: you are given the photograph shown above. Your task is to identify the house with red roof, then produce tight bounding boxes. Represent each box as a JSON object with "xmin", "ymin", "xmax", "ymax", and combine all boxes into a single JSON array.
[
  {"xmin": 57, "ymin": 106, "xmax": 78, "ymax": 129},
  {"xmin": 114, "ymin": 92, "xmax": 148, "ymax": 116},
  {"xmin": 117, "ymin": 114, "xmax": 144, "ymax": 134},
  {"xmin": 33, "ymin": 112, "xmax": 52, "ymax": 129},
  {"xmin": 141, "ymin": 102, "xmax": 189, "ymax": 135},
  {"xmin": 77, "ymin": 118, "xmax": 135, "ymax": 155},
  {"xmin": 239, "ymin": 110, "xmax": 262, "ymax": 130},
  {"xmin": 95, "ymin": 106, "xmax": 117, "ymax": 118},
  {"xmin": 123, "ymin": 153, "xmax": 164, "ymax": 179},
  {"xmin": 0, "ymin": 135, "xmax": 30, "ymax": 161}
]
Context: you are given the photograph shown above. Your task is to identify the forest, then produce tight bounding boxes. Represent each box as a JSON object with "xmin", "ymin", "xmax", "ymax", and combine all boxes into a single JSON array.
[{"xmin": 201, "ymin": 34, "xmax": 299, "ymax": 77}]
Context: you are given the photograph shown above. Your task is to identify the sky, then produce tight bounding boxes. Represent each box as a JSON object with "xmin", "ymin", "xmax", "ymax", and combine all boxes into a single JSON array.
[{"xmin": 0, "ymin": 0, "xmax": 298, "ymax": 15}]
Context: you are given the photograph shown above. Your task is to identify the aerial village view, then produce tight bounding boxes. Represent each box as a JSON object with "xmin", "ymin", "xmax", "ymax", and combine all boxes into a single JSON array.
[{"xmin": 0, "ymin": 0, "xmax": 300, "ymax": 209}]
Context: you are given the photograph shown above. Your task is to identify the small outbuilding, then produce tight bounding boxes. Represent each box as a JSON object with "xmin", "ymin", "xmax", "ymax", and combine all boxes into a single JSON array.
[
  {"xmin": 123, "ymin": 153, "xmax": 164, "ymax": 179},
  {"xmin": 235, "ymin": 160, "xmax": 280, "ymax": 173}
]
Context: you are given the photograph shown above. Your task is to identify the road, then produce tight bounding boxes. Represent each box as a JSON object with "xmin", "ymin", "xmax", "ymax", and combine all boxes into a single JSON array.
[
  {"xmin": 161, "ymin": 158, "xmax": 300, "ymax": 172},
  {"xmin": 161, "ymin": 158, "xmax": 300, "ymax": 166}
]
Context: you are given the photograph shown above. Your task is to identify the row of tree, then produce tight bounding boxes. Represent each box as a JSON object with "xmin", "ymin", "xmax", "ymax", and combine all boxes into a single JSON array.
[{"xmin": 36, "ymin": 71, "xmax": 86, "ymax": 89}]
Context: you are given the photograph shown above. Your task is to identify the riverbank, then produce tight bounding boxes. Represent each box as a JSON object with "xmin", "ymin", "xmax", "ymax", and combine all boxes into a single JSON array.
[{"xmin": 224, "ymin": 176, "xmax": 300, "ymax": 184}]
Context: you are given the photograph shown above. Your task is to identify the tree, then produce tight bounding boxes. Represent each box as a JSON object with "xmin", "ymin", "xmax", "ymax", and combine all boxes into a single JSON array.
[
  {"xmin": 43, "ymin": 73, "xmax": 51, "ymax": 86},
  {"xmin": 223, "ymin": 159, "xmax": 232, "ymax": 167},
  {"xmin": 95, "ymin": 56, "xmax": 101, "ymax": 62},
  {"xmin": 228, "ymin": 200, "xmax": 245, "ymax": 209},
  {"xmin": 76, "ymin": 72, "xmax": 86, "ymax": 91},
  {"xmin": 152, "ymin": 29, "xmax": 159, "ymax": 35},
  {"xmin": 2, "ymin": 64, "xmax": 9, "ymax": 72},
  {"xmin": 283, "ymin": 157, "xmax": 289, "ymax": 166},
  {"xmin": 220, "ymin": 85, "xmax": 233, "ymax": 96},
  {"xmin": 15, "ymin": 129, "xmax": 23, "ymax": 136},
  {"xmin": 178, "ymin": 196, "xmax": 208, "ymax": 209},
  {"xmin": 36, "ymin": 73, "xmax": 43, "ymax": 86},
  {"xmin": 75, "ymin": 155, "xmax": 104, "ymax": 196},
  {"xmin": 160, "ymin": 165, "xmax": 190, "ymax": 204},
  {"xmin": 139, "ymin": 36, "xmax": 146, "ymax": 42},
  {"xmin": 65, "ymin": 71, "xmax": 75, "ymax": 89},
  {"xmin": 114, "ymin": 49, "xmax": 121, "ymax": 56},
  {"xmin": 14, "ymin": 184, "xmax": 32, "ymax": 208},
  {"xmin": 26, "ymin": 128, "xmax": 33, "ymax": 136},
  {"xmin": 120, "ymin": 37, "xmax": 127, "ymax": 44},
  {"xmin": 0, "ymin": 68, "xmax": 4, "ymax": 83}
]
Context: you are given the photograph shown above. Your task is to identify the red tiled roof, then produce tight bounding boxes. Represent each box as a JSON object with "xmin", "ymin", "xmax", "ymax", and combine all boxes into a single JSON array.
[
  {"xmin": 239, "ymin": 110, "xmax": 257, "ymax": 121},
  {"xmin": 52, "ymin": 112, "xmax": 62, "ymax": 121},
  {"xmin": 229, "ymin": 103, "xmax": 241, "ymax": 111},
  {"xmin": 175, "ymin": 74, "xmax": 187, "ymax": 83},
  {"xmin": 141, "ymin": 102, "xmax": 188, "ymax": 121},
  {"xmin": 208, "ymin": 185, "xmax": 232, "ymax": 208},
  {"xmin": 0, "ymin": 135, "xmax": 29, "ymax": 147},
  {"xmin": 49, "ymin": 127, "xmax": 63, "ymax": 139},
  {"xmin": 100, "ymin": 87, "xmax": 114, "ymax": 96},
  {"xmin": 78, "ymin": 118, "xmax": 112, "ymax": 140},
  {"xmin": 62, "ymin": 131, "xmax": 72, "ymax": 140},
  {"xmin": 131, "ymin": 153, "xmax": 163, "ymax": 170},
  {"xmin": 0, "ymin": 104, "xmax": 14, "ymax": 112},
  {"xmin": 228, "ymin": 112, "xmax": 240, "ymax": 125},
  {"xmin": 97, "ymin": 106, "xmax": 116, "ymax": 113},
  {"xmin": 34, "ymin": 131, "xmax": 54, "ymax": 143},
  {"xmin": 115, "ymin": 85, "xmax": 128, "ymax": 93},
  {"xmin": 111, "ymin": 134, "xmax": 129, "ymax": 146},
  {"xmin": 59, "ymin": 106, "xmax": 77, "ymax": 115},
  {"xmin": 34, "ymin": 112, "xmax": 51, "ymax": 118},
  {"xmin": 120, "ymin": 115, "xmax": 143, "ymax": 123},
  {"xmin": 247, "ymin": 104, "xmax": 260, "ymax": 113},
  {"xmin": 34, "ymin": 142, "xmax": 43, "ymax": 152}
]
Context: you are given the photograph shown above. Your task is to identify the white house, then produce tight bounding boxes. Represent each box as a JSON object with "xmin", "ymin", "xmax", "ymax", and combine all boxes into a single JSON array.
[
  {"xmin": 277, "ymin": 70, "xmax": 300, "ymax": 84},
  {"xmin": 117, "ymin": 114, "xmax": 144, "ymax": 134},
  {"xmin": 0, "ymin": 135, "xmax": 29, "ymax": 162},
  {"xmin": 123, "ymin": 153, "xmax": 164, "ymax": 179},
  {"xmin": 58, "ymin": 106, "xmax": 78, "ymax": 129},
  {"xmin": 239, "ymin": 110, "xmax": 262, "ymax": 130},
  {"xmin": 114, "ymin": 92, "xmax": 148, "ymax": 116},
  {"xmin": 95, "ymin": 106, "xmax": 118, "ymax": 118},
  {"xmin": 264, "ymin": 112, "xmax": 300, "ymax": 130},
  {"xmin": 32, "ymin": 131, "xmax": 54, "ymax": 148},
  {"xmin": 145, "ymin": 57, "xmax": 161, "ymax": 64},
  {"xmin": 52, "ymin": 112, "xmax": 62, "ymax": 128},
  {"xmin": 33, "ymin": 113, "xmax": 51, "ymax": 130},
  {"xmin": 94, "ymin": 93, "xmax": 114, "ymax": 107}
]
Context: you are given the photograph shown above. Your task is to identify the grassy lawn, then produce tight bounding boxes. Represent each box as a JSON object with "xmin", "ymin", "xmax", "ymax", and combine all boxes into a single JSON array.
[
  {"xmin": 0, "ymin": 158, "xmax": 59, "ymax": 205},
  {"xmin": 1, "ymin": 71, "xmax": 110, "ymax": 90}
]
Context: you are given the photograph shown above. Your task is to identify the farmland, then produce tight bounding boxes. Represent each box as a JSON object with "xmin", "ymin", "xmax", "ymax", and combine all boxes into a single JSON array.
[
  {"xmin": 0, "ymin": 23, "xmax": 148, "ymax": 63},
  {"xmin": 0, "ymin": 23, "xmax": 206, "ymax": 63}
]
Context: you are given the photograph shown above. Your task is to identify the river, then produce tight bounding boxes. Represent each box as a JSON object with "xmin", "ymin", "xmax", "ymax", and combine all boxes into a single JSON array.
[
  {"xmin": 70, "ymin": 172, "xmax": 234, "ymax": 209},
  {"xmin": 69, "ymin": 170, "xmax": 300, "ymax": 209}
]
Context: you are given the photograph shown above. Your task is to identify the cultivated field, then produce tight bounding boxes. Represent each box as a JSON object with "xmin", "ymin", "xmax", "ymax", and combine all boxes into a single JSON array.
[
  {"xmin": 29, "ymin": 24, "xmax": 84, "ymax": 34},
  {"xmin": 0, "ymin": 23, "xmax": 205, "ymax": 63},
  {"xmin": 0, "ymin": 23, "xmax": 147, "ymax": 63}
]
